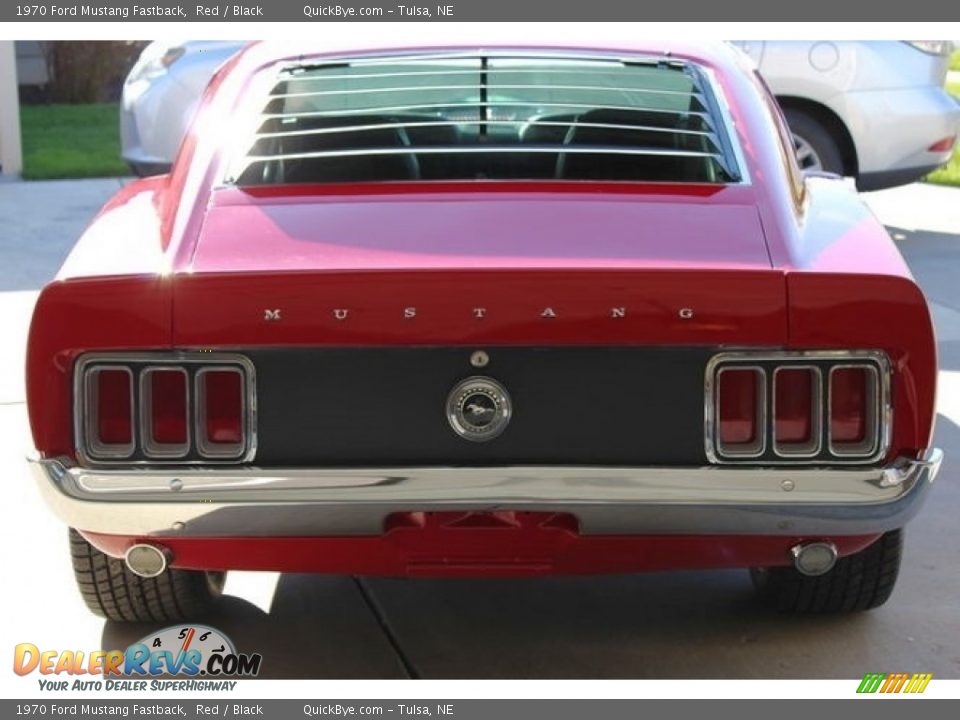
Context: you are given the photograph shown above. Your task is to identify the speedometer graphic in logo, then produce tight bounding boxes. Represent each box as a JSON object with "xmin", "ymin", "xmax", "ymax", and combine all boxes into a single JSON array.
[{"xmin": 127, "ymin": 624, "xmax": 262, "ymax": 677}]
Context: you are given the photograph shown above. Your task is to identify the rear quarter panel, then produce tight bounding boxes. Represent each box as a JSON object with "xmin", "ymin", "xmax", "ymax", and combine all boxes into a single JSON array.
[
  {"xmin": 784, "ymin": 178, "xmax": 937, "ymax": 460},
  {"xmin": 26, "ymin": 177, "xmax": 174, "ymax": 457}
]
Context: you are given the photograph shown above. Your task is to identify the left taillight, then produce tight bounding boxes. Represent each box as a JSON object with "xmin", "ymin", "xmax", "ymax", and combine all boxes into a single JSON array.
[{"xmin": 77, "ymin": 355, "xmax": 253, "ymax": 463}]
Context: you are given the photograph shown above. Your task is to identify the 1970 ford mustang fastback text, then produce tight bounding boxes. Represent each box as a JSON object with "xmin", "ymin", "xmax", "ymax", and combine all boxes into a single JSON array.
[{"xmin": 27, "ymin": 35, "xmax": 941, "ymax": 621}]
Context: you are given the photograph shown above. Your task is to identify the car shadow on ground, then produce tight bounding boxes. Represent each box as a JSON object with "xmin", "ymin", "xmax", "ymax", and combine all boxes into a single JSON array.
[{"xmin": 100, "ymin": 567, "xmax": 901, "ymax": 680}]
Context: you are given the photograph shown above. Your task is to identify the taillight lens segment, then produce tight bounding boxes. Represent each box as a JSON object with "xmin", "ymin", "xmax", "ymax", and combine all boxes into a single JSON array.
[
  {"xmin": 716, "ymin": 367, "xmax": 764, "ymax": 456},
  {"xmin": 141, "ymin": 368, "xmax": 189, "ymax": 456},
  {"xmin": 708, "ymin": 353, "xmax": 887, "ymax": 463},
  {"xmin": 773, "ymin": 367, "xmax": 821, "ymax": 456},
  {"xmin": 830, "ymin": 366, "xmax": 879, "ymax": 455},
  {"xmin": 86, "ymin": 368, "xmax": 134, "ymax": 456},
  {"xmin": 197, "ymin": 368, "xmax": 245, "ymax": 456},
  {"xmin": 78, "ymin": 356, "xmax": 252, "ymax": 463}
]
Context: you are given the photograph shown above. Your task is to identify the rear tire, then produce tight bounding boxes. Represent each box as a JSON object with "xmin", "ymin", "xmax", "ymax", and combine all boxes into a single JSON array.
[
  {"xmin": 751, "ymin": 530, "xmax": 903, "ymax": 613},
  {"xmin": 783, "ymin": 108, "xmax": 845, "ymax": 175},
  {"xmin": 69, "ymin": 529, "xmax": 225, "ymax": 622}
]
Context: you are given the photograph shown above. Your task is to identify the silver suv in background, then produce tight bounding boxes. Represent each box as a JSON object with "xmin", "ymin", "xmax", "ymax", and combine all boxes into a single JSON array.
[
  {"xmin": 735, "ymin": 40, "xmax": 958, "ymax": 190},
  {"xmin": 120, "ymin": 40, "xmax": 245, "ymax": 176},
  {"xmin": 122, "ymin": 40, "xmax": 959, "ymax": 191}
]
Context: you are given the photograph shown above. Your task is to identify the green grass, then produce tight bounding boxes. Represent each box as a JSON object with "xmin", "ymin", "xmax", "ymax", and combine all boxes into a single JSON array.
[
  {"xmin": 924, "ymin": 81, "xmax": 960, "ymax": 188},
  {"xmin": 20, "ymin": 103, "xmax": 127, "ymax": 180},
  {"xmin": 950, "ymin": 49, "xmax": 960, "ymax": 72}
]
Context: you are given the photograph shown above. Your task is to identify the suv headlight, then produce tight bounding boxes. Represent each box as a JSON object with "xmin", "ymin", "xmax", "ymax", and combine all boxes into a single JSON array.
[
  {"xmin": 126, "ymin": 44, "xmax": 186, "ymax": 85},
  {"xmin": 903, "ymin": 40, "xmax": 954, "ymax": 56}
]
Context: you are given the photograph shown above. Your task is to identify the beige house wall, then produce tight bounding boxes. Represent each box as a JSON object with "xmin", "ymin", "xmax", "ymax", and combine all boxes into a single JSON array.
[{"xmin": 0, "ymin": 40, "xmax": 23, "ymax": 177}]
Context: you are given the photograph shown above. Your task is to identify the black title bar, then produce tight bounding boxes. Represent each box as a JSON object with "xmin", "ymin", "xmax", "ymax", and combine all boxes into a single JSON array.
[{"xmin": 2, "ymin": 0, "xmax": 958, "ymax": 22}]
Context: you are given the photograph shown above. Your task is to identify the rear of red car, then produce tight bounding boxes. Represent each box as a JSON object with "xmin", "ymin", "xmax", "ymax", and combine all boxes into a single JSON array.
[{"xmin": 25, "ymin": 43, "xmax": 940, "ymax": 621}]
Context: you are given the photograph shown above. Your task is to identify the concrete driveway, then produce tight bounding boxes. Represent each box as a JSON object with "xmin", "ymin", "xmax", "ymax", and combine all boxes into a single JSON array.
[{"xmin": 1, "ymin": 178, "xmax": 958, "ymax": 680}]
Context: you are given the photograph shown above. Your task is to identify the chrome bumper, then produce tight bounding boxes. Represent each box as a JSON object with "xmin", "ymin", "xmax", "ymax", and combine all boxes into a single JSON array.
[{"xmin": 29, "ymin": 449, "xmax": 942, "ymax": 538}]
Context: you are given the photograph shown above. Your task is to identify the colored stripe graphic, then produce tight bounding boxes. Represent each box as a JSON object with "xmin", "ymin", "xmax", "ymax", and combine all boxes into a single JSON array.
[
  {"xmin": 857, "ymin": 673, "xmax": 886, "ymax": 693},
  {"xmin": 908, "ymin": 673, "xmax": 933, "ymax": 694},
  {"xmin": 857, "ymin": 672, "xmax": 932, "ymax": 694}
]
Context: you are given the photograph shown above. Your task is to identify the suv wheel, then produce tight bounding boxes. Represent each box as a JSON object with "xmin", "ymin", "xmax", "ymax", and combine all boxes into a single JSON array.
[
  {"xmin": 69, "ymin": 529, "xmax": 225, "ymax": 622},
  {"xmin": 751, "ymin": 530, "xmax": 903, "ymax": 613},
  {"xmin": 783, "ymin": 108, "xmax": 845, "ymax": 175}
]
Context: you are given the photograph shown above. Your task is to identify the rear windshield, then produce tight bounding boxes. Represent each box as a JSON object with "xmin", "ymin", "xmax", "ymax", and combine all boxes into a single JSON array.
[{"xmin": 226, "ymin": 54, "xmax": 742, "ymax": 186}]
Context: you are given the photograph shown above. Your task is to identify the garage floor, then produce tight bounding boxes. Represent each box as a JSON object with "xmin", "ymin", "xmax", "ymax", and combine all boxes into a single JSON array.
[{"xmin": 1, "ymin": 178, "xmax": 958, "ymax": 679}]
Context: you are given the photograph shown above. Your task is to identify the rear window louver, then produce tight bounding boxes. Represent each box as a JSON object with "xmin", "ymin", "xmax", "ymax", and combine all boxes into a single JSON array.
[{"xmin": 226, "ymin": 53, "xmax": 742, "ymax": 186}]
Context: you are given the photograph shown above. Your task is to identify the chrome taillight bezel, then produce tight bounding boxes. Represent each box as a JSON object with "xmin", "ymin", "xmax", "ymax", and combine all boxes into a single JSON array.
[
  {"xmin": 74, "ymin": 352, "xmax": 257, "ymax": 466},
  {"xmin": 705, "ymin": 350, "xmax": 891, "ymax": 465}
]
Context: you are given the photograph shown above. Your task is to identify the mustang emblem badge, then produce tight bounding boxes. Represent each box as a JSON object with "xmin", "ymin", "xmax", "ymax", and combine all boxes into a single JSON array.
[
  {"xmin": 466, "ymin": 402, "xmax": 494, "ymax": 417},
  {"xmin": 446, "ymin": 376, "xmax": 512, "ymax": 442}
]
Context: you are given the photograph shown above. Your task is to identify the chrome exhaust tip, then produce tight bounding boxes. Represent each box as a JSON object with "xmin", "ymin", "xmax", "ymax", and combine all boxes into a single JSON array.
[
  {"xmin": 790, "ymin": 541, "xmax": 838, "ymax": 576},
  {"xmin": 124, "ymin": 544, "xmax": 171, "ymax": 578}
]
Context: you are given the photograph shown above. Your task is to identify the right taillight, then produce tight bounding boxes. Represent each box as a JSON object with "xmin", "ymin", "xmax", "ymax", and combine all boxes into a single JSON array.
[{"xmin": 708, "ymin": 353, "xmax": 887, "ymax": 464}]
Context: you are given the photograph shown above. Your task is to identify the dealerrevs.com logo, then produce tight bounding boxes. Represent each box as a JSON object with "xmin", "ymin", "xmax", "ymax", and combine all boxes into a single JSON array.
[{"xmin": 14, "ymin": 625, "xmax": 262, "ymax": 691}]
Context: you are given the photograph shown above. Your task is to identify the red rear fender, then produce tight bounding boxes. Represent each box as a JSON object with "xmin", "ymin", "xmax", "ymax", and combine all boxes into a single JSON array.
[
  {"xmin": 26, "ymin": 277, "xmax": 173, "ymax": 458},
  {"xmin": 787, "ymin": 272, "xmax": 937, "ymax": 460}
]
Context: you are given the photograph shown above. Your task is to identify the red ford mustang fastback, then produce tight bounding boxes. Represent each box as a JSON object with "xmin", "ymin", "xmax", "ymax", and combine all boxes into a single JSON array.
[{"xmin": 26, "ymin": 35, "xmax": 942, "ymax": 622}]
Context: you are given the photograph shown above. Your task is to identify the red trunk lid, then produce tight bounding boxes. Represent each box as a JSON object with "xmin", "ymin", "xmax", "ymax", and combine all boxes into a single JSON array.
[{"xmin": 173, "ymin": 187, "xmax": 786, "ymax": 346}]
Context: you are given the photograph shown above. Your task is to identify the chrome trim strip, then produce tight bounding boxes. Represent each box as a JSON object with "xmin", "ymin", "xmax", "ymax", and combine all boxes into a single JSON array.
[
  {"xmin": 29, "ymin": 449, "xmax": 942, "ymax": 538},
  {"xmin": 261, "ymin": 100, "xmax": 712, "ymax": 122},
  {"xmin": 242, "ymin": 145, "xmax": 725, "ymax": 163},
  {"xmin": 286, "ymin": 50, "xmax": 687, "ymax": 68},
  {"xmin": 699, "ymin": 65, "xmax": 751, "ymax": 185},
  {"xmin": 279, "ymin": 66, "xmax": 706, "ymax": 83},
  {"xmin": 286, "ymin": 49, "xmax": 679, "ymax": 68},
  {"xmin": 255, "ymin": 119, "xmax": 717, "ymax": 142},
  {"xmin": 269, "ymin": 83, "xmax": 706, "ymax": 101}
]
